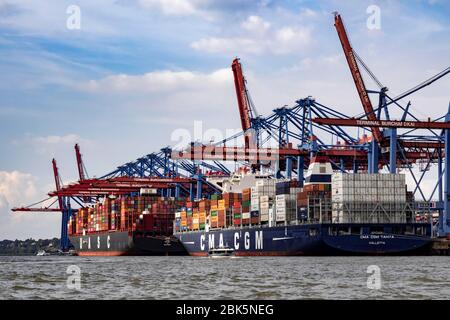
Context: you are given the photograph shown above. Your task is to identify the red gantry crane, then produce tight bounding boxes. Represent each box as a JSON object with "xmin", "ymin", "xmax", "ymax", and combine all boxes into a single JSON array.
[{"xmin": 313, "ymin": 12, "xmax": 450, "ymax": 174}]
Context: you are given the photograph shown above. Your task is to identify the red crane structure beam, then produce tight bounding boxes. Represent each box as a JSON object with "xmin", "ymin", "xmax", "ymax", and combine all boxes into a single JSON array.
[
  {"xmin": 172, "ymin": 145, "xmax": 309, "ymax": 162},
  {"xmin": 232, "ymin": 58, "xmax": 253, "ymax": 149},
  {"xmin": 334, "ymin": 13, "xmax": 383, "ymax": 143},
  {"xmin": 11, "ymin": 207, "xmax": 64, "ymax": 212},
  {"xmin": 313, "ymin": 117, "xmax": 450, "ymax": 129},
  {"xmin": 399, "ymin": 141, "xmax": 444, "ymax": 149},
  {"xmin": 75, "ymin": 143, "xmax": 86, "ymax": 181},
  {"xmin": 171, "ymin": 145, "xmax": 372, "ymax": 162},
  {"xmin": 48, "ymin": 177, "xmax": 195, "ymax": 197},
  {"xmin": 52, "ymin": 158, "xmax": 64, "ymax": 211}
]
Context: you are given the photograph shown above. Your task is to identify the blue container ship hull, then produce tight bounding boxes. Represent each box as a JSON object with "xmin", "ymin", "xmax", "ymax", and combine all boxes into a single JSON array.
[{"xmin": 175, "ymin": 223, "xmax": 433, "ymax": 256}]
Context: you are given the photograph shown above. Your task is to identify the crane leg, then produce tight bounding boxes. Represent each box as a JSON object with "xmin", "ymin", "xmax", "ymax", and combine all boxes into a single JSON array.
[
  {"xmin": 196, "ymin": 176, "xmax": 203, "ymax": 200},
  {"xmin": 438, "ymin": 152, "xmax": 444, "ymax": 235},
  {"xmin": 189, "ymin": 183, "xmax": 194, "ymax": 202},
  {"xmin": 59, "ymin": 197, "xmax": 70, "ymax": 251},
  {"xmin": 444, "ymin": 105, "xmax": 450, "ymax": 235},
  {"xmin": 175, "ymin": 184, "xmax": 180, "ymax": 199},
  {"xmin": 389, "ymin": 128, "xmax": 397, "ymax": 174},
  {"xmin": 370, "ymin": 140, "xmax": 379, "ymax": 174},
  {"xmin": 297, "ymin": 156, "xmax": 304, "ymax": 187},
  {"xmin": 286, "ymin": 157, "xmax": 292, "ymax": 179}
]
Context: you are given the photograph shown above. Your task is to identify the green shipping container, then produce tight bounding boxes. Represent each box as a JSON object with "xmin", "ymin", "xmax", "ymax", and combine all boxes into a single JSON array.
[
  {"xmin": 211, "ymin": 194, "xmax": 220, "ymax": 200},
  {"xmin": 210, "ymin": 211, "xmax": 218, "ymax": 216},
  {"xmin": 233, "ymin": 214, "xmax": 242, "ymax": 219}
]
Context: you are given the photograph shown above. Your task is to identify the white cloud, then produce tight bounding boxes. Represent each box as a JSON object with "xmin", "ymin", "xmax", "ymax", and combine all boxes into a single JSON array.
[
  {"xmin": 242, "ymin": 15, "xmax": 271, "ymax": 33},
  {"xmin": 191, "ymin": 15, "xmax": 312, "ymax": 55},
  {"xmin": 32, "ymin": 134, "xmax": 82, "ymax": 146},
  {"xmin": 138, "ymin": 0, "xmax": 198, "ymax": 16},
  {"xmin": 0, "ymin": 171, "xmax": 38, "ymax": 207},
  {"xmin": 79, "ymin": 68, "xmax": 232, "ymax": 93},
  {"xmin": 16, "ymin": 134, "xmax": 93, "ymax": 157},
  {"xmin": 299, "ymin": 8, "xmax": 318, "ymax": 19},
  {"xmin": 0, "ymin": 171, "xmax": 60, "ymax": 240}
]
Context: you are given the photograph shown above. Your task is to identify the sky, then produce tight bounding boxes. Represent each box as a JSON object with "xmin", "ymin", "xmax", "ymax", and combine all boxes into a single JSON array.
[{"xmin": 0, "ymin": 0, "xmax": 449, "ymax": 240}]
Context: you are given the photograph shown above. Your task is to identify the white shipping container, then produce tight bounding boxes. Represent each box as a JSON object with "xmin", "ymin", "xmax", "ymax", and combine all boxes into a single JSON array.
[
  {"xmin": 260, "ymin": 202, "xmax": 269, "ymax": 209},
  {"xmin": 276, "ymin": 206, "xmax": 286, "ymax": 214},
  {"xmin": 242, "ymin": 212, "xmax": 250, "ymax": 219},
  {"xmin": 260, "ymin": 195, "xmax": 269, "ymax": 202},
  {"xmin": 175, "ymin": 212, "xmax": 181, "ymax": 218},
  {"xmin": 276, "ymin": 201, "xmax": 286, "ymax": 209},
  {"xmin": 140, "ymin": 188, "xmax": 158, "ymax": 195},
  {"xmin": 276, "ymin": 213, "xmax": 286, "ymax": 221},
  {"xmin": 260, "ymin": 214, "xmax": 269, "ymax": 221}
]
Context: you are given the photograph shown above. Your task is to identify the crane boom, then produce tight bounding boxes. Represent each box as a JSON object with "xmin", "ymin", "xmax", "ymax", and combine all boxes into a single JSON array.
[
  {"xmin": 75, "ymin": 143, "xmax": 86, "ymax": 181},
  {"xmin": 52, "ymin": 158, "xmax": 63, "ymax": 211},
  {"xmin": 11, "ymin": 207, "xmax": 62, "ymax": 212},
  {"xmin": 334, "ymin": 13, "xmax": 383, "ymax": 142},
  {"xmin": 231, "ymin": 58, "xmax": 253, "ymax": 148}
]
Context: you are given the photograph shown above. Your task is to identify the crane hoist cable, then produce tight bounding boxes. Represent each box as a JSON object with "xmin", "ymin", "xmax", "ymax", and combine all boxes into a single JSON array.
[{"xmin": 353, "ymin": 50, "xmax": 384, "ymax": 90}]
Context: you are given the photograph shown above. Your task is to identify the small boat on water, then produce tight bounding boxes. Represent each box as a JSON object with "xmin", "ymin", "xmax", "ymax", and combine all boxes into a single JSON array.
[
  {"xmin": 208, "ymin": 247, "xmax": 235, "ymax": 258},
  {"xmin": 36, "ymin": 250, "xmax": 50, "ymax": 256}
]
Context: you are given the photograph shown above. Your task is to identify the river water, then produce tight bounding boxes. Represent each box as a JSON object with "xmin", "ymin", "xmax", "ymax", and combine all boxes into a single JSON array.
[{"xmin": 1, "ymin": 256, "xmax": 449, "ymax": 299}]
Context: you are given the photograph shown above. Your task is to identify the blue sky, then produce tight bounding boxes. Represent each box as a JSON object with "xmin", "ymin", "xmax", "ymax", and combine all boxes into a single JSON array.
[{"xmin": 0, "ymin": 0, "xmax": 449, "ymax": 239}]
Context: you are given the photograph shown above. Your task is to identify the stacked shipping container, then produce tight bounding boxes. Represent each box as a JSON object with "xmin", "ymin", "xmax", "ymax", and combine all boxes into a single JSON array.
[
  {"xmin": 332, "ymin": 173, "xmax": 409, "ymax": 223},
  {"xmin": 252, "ymin": 179, "xmax": 277, "ymax": 223},
  {"xmin": 275, "ymin": 181, "xmax": 302, "ymax": 224},
  {"xmin": 68, "ymin": 196, "xmax": 185, "ymax": 236},
  {"xmin": 297, "ymin": 184, "xmax": 332, "ymax": 223}
]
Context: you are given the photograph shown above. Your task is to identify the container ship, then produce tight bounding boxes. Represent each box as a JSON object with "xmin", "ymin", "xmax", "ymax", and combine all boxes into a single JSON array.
[
  {"xmin": 174, "ymin": 157, "xmax": 433, "ymax": 256},
  {"xmin": 68, "ymin": 192, "xmax": 187, "ymax": 256}
]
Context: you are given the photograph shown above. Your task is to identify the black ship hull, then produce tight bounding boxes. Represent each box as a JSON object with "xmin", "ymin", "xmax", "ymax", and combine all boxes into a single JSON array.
[{"xmin": 69, "ymin": 231, "xmax": 187, "ymax": 256}]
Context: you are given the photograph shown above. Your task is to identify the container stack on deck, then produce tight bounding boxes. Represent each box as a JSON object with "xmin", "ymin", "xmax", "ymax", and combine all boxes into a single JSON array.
[
  {"xmin": 332, "ymin": 173, "xmax": 410, "ymax": 223},
  {"xmin": 297, "ymin": 184, "xmax": 332, "ymax": 223},
  {"xmin": 171, "ymin": 172, "xmax": 421, "ymax": 233},
  {"xmin": 251, "ymin": 179, "xmax": 277, "ymax": 224},
  {"xmin": 275, "ymin": 181, "xmax": 302, "ymax": 224},
  {"xmin": 68, "ymin": 196, "xmax": 185, "ymax": 236}
]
